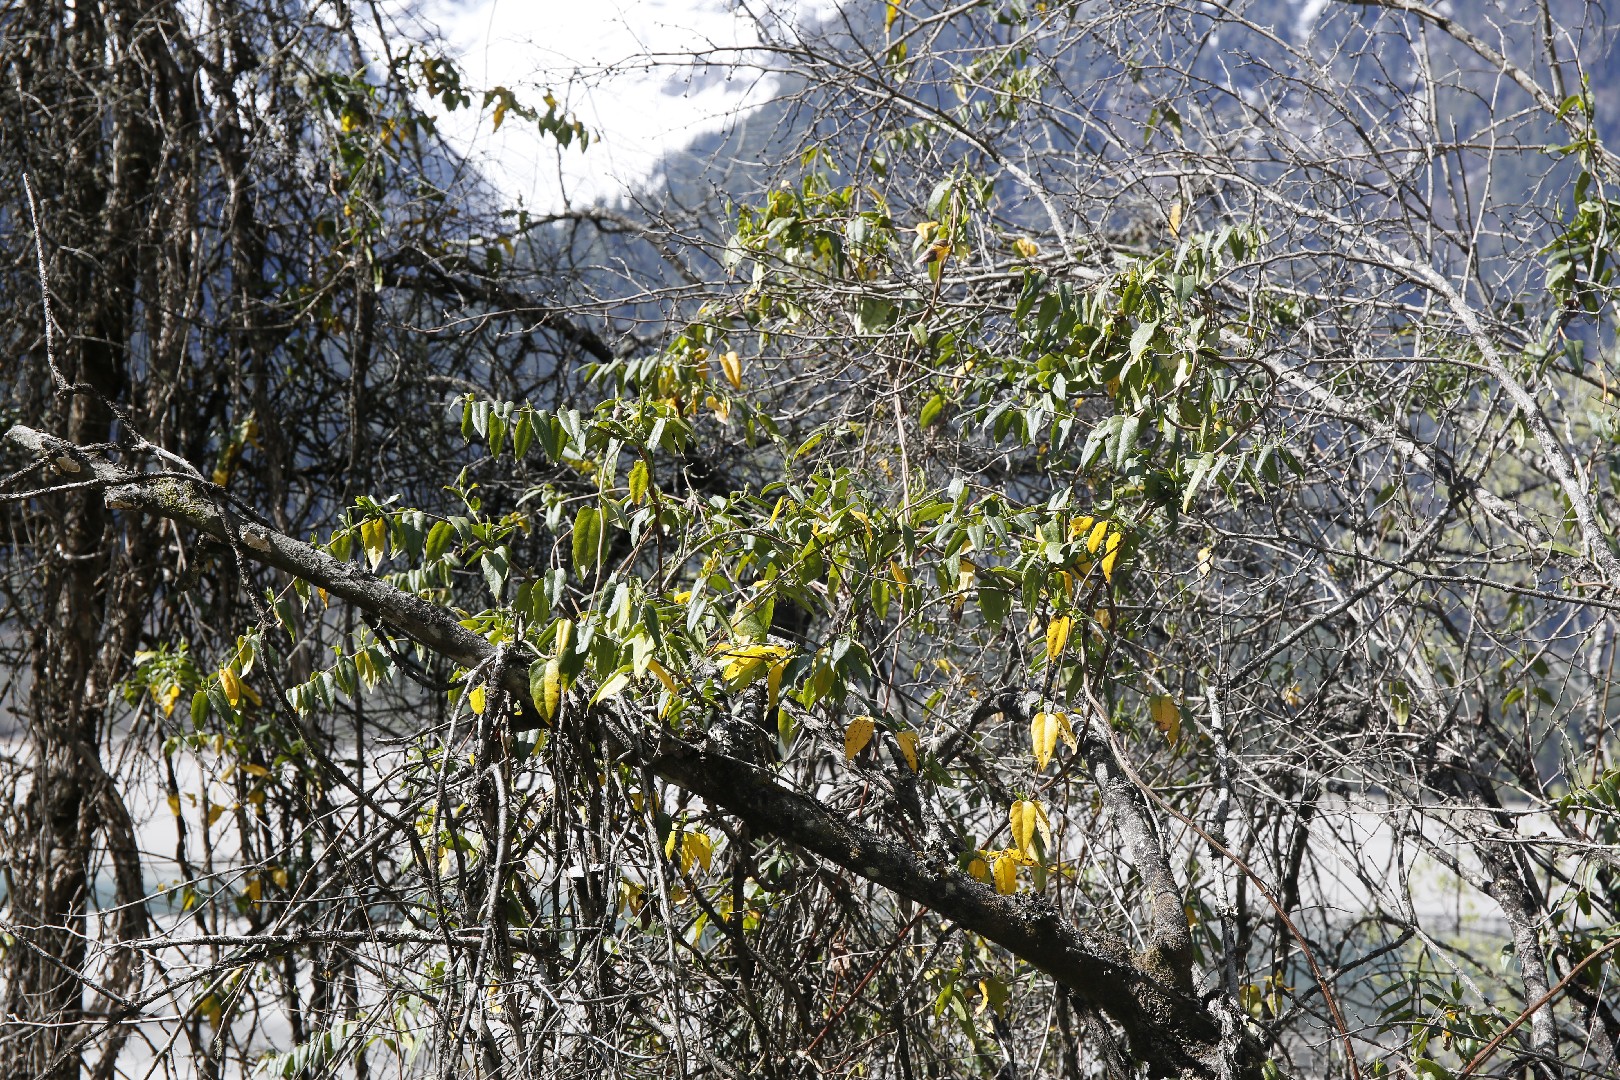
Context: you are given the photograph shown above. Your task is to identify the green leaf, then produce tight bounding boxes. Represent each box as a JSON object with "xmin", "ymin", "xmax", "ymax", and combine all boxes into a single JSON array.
[
  {"xmin": 424, "ymin": 520, "xmax": 454, "ymax": 562},
  {"xmin": 920, "ymin": 393, "xmax": 946, "ymax": 428},
  {"xmin": 571, "ymin": 505, "xmax": 603, "ymax": 573},
  {"xmin": 628, "ymin": 459, "xmax": 650, "ymax": 503},
  {"xmin": 513, "ymin": 410, "xmax": 535, "ymax": 459},
  {"xmin": 488, "ymin": 410, "xmax": 507, "ymax": 458}
]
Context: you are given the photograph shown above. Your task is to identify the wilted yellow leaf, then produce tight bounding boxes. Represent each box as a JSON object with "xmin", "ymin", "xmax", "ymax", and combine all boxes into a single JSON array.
[
  {"xmin": 844, "ymin": 715, "xmax": 875, "ymax": 759},
  {"xmin": 1013, "ymin": 236, "xmax": 1039, "ymax": 259},
  {"xmin": 1086, "ymin": 519, "xmax": 1109, "ymax": 555},
  {"xmin": 993, "ymin": 852, "xmax": 1018, "ymax": 894},
  {"xmin": 1009, "ymin": 799, "xmax": 1052, "ymax": 858},
  {"xmin": 664, "ymin": 829, "xmax": 714, "ymax": 876},
  {"xmin": 648, "ymin": 659, "xmax": 680, "ymax": 697},
  {"xmin": 1030, "ymin": 711, "xmax": 1075, "ymax": 770},
  {"xmin": 1101, "ymin": 531, "xmax": 1123, "ymax": 582},
  {"xmin": 895, "ymin": 730, "xmax": 919, "ymax": 771},
  {"xmin": 1045, "ymin": 617, "xmax": 1072, "ymax": 662},
  {"xmin": 719, "ymin": 350, "xmax": 743, "ymax": 390},
  {"xmin": 684, "ymin": 831, "xmax": 713, "ymax": 874},
  {"xmin": 1149, "ymin": 694, "xmax": 1181, "ymax": 745},
  {"xmin": 539, "ymin": 658, "xmax": 562, "ymax": 721},
  {"xmin": 720, "ymin": 643, "xmax": 789, "ymax": 688},
  {"xmin": 219, "ymin": 668, "xmax": 242, "ymax": 708},
  {"xmin": 1031, "ymin": 712, "xmax": 1058, "ymax": 770},
  {"xmin": 166, "ymin": 794, "xmax": 181, "ymax": 817},
  {"xmin": 766, "ymin": 659, "xmax": 787, "ymax": 709},
  {"xmin": 360, "ymin": 516, "xmax": 388, "ymax": 569}
]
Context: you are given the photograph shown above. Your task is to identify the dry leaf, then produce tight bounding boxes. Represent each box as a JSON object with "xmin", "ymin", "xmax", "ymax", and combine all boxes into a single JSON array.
[
  {"xmin": 1101, "ymin": 531, "xmax": 1123, "ymax": 582},
  {"xmin": 844, "ymin": 715, "xmax": 875, "ymax": 759},
  {"xmin": 1045, "ymin": 616, "xmax": 1072, "ymax": 662},
  {"xmin": 1149, "ymin": 694, "xmax": 1182, "ymax": 745},
  {"xmin": 993, "ymin": 852, "xmax": 1018, "ymax": 894},
  {"xmin": 895, "ymin": 730, "xmax": 919, "ymax": 771}
]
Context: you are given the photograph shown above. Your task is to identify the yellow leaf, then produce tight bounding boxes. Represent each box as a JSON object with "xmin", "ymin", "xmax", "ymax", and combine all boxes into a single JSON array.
[
  {"xmin": 1149, "ymin": 694, "xmax": 1182, "ymax": 745},
  {"xmin": 468, "ymin": 685, "xmax": 486, "ymax": 715},
  {"xmin": 1045, "ymin": 616, "xmax": 1072, "ymax": 662},
  {"xmin": 967, "ymin": 853, "xmax": 991, "ymax": 884},
  {"xmin": 885, "ymin": 0, "xmax": 900, "ymax": 32},
  {"xmin": 719, "ymin": 350, "xmax": 743, "ymax": 390},
  {"xmin": 767, "ymin": 659, "xmax": 787, "ymax": 710},
  {"xmin": 1086, "ymin": 519, "xmax": 1109, "ymax": 555},
  {"xmin": 271, "ymin": 867, "xmax": 289, "ymax": 888},
  {"xmin": 665, "ymin": 829, "xmax": 713, "ymax": 876},
  {"xmin": 166, "ymin": 794, "xmax": 181, "ymax": 817},
  {"xmin": 1069, "ymin": 514, "xmax": 1095, "ymax": 540},
  {"xmin": 219, "ymin": 668, "xmax": 242, "ymax": 708},
  {"xmin": 1055, "ymin": 710, "xmax": 1077, "ymax": 750},
  {"xmin": 957, "ymin": 556, "xmax": 976, "ymax": 593},
  {"xmin": 648, "ymin": 659, "xmax": 680, "ymax": 697},
  {"xmin": 895, "ymin": 730, "xmax": 919, "ymax": 771},
  {"xmin": 161, "ymin": 683, "xmax": 181, "ymax": 716},
  {"xmin": 687, "ymin": 831, "xmax": 713, "ymax": 873},
  {"xmin": 1010, "ymin": 801, "xmax": 1034, "ymax": 857},
  {"xmin": 1030, "ymin": 711, "xmax": 1075, "ymax": 768},
  {"xmin": 1010, "ymin": 799, "xmax": 1052, "ymax": 859},
  {"xmin": 360, "ymin": 516, "xmax": 388, "ymax": 569},
  {"xmin": 916, "ymin": 240, "xmax": 951, "ymax": 266},
  {"xmin": 245, "ymin": 875, "xmax": 262, "ymax": 903},
  {"xmin": 993, "ymin": 852, "xmax": 1018, "ymax": 894},
  {"xmin": 844, "ymin": 715, "xmax": 875, "ymax": 759},
  {"xmin": 1101, "ymin": 531, "xmax": 1123, "ymax": 582},
  {"xmin": 720, "ymin": 643, "xmax": 788, "ymax": 688},
  {"xmin": 1013, "ymin": 236, "xmax": 1039, "ymax": 259},
  {"xmin": 890, "ymin": 560, "xmax": 910, "ymax": 592},
  {"xmin": 1168, "ymin": 200, "xmax": 1183, "ymax": 238},
  {"xmin": 540, "ymin": 658, "xmax": 562, "ymax": 721},
  {"xmin": 206, "ymin": 803, "xmax": 225, "ymax": 828}
]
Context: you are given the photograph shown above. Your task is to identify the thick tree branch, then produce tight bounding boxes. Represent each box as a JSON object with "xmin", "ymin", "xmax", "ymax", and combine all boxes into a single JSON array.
[{"xmin": 2, "ymin": 424, "xmax": 1244, "ymax": 1079}]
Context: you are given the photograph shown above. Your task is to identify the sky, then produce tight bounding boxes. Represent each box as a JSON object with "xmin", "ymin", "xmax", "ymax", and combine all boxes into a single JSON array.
[{"xmin": 376, "ymin": 0, "xmax": 824, "ymax": 212}]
